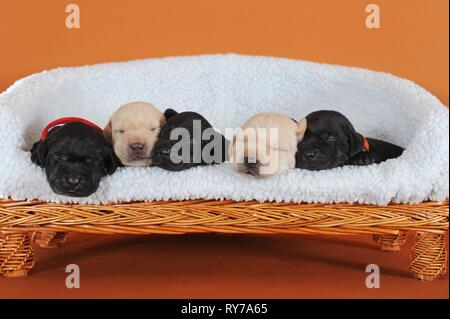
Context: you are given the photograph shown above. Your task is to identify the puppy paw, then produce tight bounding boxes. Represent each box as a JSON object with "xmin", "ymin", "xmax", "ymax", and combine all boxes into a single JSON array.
[{"xmin": 348, "ymin": 152, "xmax": 377, "ymax": 166}]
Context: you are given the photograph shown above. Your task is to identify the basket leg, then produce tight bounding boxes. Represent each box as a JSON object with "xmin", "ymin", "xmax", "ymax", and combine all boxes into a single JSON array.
[
  {"xmin": 410, "ymin": 232, "xmax": 448, "ymax": 281},
  {"xmin": 373, "ymin": 232, "xmax": 407, "ymax": 252},
  {"xmin": 34, "ymin": 231, "xmax": 68, "ymax": 249},
  {"xmin": 0, "ymin": 232, "xmax": 35, "ymax": 278}
]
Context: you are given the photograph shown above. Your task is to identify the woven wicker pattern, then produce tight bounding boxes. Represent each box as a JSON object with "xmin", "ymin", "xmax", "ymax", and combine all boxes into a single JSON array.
[
  {"xmin": 0, "ymin": 199, "xmax": 448, "ymax": 235},
  {"xmin": 0, "ymin": 232, "xmax": 35, "ymax": 277},
  {"xmin": 373, "ymin": 232, "xmax": 407, "ymax": 251},
  {"xmin": 410, "ymin": 232, "xmax": 448, "ymax": 280},
  {"xmin": 0, "ymin": 198, "xmax": 448, "ymax": 280},
  {"xmin": 33, "ymin": 231, "xmax": 68, "ymax": 249}
]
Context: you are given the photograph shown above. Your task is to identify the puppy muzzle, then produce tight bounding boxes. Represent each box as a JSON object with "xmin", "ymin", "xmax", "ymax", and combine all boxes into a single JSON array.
[{"xmin": 47, "ymin": 166, "xmax": 100, "ymax": 197}]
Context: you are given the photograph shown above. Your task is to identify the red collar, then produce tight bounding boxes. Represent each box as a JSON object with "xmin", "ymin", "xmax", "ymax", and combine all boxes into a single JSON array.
[
  {"xmin": 363, "ymin": 138, "xmax": 370, "ymax": 151},
  {"xmin": 40, "ymin": 117, "xmax": 103, "ymax": 141},
  {"xmin": 361, "ymin": 134, "xmax": 370, "ymax": 151}
]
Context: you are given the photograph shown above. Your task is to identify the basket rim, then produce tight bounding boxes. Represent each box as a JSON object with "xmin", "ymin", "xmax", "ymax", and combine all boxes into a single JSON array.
[{"xmin": 1, "ymin": 198, "xmax": 447, "ymax": 236}]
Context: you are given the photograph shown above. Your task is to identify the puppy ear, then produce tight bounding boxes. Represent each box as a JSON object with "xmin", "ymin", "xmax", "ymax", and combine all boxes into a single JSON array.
[
  {"xmin": 296, "ymin": 118, "xmax": 307, "ymax": 142},
  {"xmin": 104, "ymin": 146, "xmax": 120, "ymax": 175},
  {"xmin": 346, "ymin": 125, "xmax": 365, "ymax": 158},
  {"xmin": 103, "ymin": 120, "xmax": 113, "ymax": 145},
  {"xmin": 164, "ymin": 108, "xmax": 178, "ymax": 120},
  {"xmin": 159, "ymin": 115, "xmax": 166, "ymax": 128},
  {"xmin": 30, "ymin": 140, "xmax": 49, "ymax": 168}
]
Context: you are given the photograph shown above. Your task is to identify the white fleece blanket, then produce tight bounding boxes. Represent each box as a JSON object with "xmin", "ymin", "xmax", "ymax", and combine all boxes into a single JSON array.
[{"xmin": 0, "ymin": 54, "xmax": 448, "ymax": 205}]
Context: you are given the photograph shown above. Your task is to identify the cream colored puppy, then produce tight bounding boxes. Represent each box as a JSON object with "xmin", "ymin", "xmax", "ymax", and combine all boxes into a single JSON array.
[
  {"xmin": 104, "ymin": 101, "xmax": 165, "ymax": 167},
  {"xmin": 229, "ymin": 113, "xmax": 306, "ymax": 178}
]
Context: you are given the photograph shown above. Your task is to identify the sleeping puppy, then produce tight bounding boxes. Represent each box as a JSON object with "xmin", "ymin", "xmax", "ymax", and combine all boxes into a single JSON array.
[
  {"xmin": 296, "ymin": 110, "xmax": 404, "ymax": 171},
  {"xmin": 31, "ymin": 119, "xmax": 119, "ymax": 197},
  {"xmin": 229, "ymin": 113, "xmax": 307, "ymax": 178},
  {"xmin": 151, "ymin": 109, "xmax": 227, "ymax": 171},
  {"xmin": 104, "ymin": 101, "xmax": 166, "ymax": 167}
]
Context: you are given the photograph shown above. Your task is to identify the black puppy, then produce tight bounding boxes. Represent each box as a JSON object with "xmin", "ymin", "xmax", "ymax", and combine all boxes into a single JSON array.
[
  {"xmin": 31, "ymin": 119, "xmax": 119, "ymax": 197},
  {"xmin": 151, "ymin": 109, "xmax": 228, "ymax": 171},
  {"xmin": 296, "ymin": 110, "xmax": 404, "ymax": 171}
]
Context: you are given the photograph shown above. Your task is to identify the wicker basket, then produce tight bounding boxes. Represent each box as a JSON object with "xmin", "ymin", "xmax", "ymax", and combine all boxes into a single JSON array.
[{"xmin": 0, "ymin": 198, "xmax": 447, "ymax": 280}]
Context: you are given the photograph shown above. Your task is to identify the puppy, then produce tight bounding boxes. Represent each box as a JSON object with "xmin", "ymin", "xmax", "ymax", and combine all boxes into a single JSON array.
[
  {"xmin": 104, "ymin": 101, "xmax": 166, "ymax": 167},
  {"xmin": 229, "ymin": 113, "xmax": 306, "ymax": 178},
  {"xmin": 151, "ymin": 109, "xmax": 227, "ymax": 171},
  {"xmin": 31, "ymin": 118, "xmax": 119, "ymax": 197},
  {"xmin": 296, "ymin": 110, "xmax": 404, "ymax": 171}
]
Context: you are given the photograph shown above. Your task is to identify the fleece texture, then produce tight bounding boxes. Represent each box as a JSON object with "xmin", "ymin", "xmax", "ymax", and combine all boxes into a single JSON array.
[{"xmin": 0, "ymin": 54, "xmax": 448, "ymax": 205}]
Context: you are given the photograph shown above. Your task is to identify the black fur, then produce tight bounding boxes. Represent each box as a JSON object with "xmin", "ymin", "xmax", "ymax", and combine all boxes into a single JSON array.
[
  {"xmin": 296, "ymin": 110, "xmax": 404, "ymax": 171},
  {"xmin": 151, "ymin": 109, "xmax": 228, "ymax": 171},
  {"xmin": 31, "ymin": 122, "xmax": 119, "ymax": 197}
]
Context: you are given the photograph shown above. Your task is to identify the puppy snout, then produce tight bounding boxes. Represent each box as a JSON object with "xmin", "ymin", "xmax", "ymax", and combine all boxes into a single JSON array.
[
  {"xmin": 244, "ymin": 157, "xmax": 260, "ymax": 169},
  {"xmin": 159, "ymin": 148, "xmax": 171, "ymax": 157},
  {"xmin": 303, "ymin": 149, "xmax": 318, "ymax": 160},
  {"xmin": 64, "ymin": 175, "xmax": 83, "ymax": 187},
  {"xmin": 129, "ymin": 143, "xmax": 145, "ymax": 153}
]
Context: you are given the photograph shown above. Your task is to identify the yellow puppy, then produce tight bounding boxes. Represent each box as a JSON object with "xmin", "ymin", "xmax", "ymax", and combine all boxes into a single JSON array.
[
  {"xmin": 104, "ymin": 101, "xmax": 165, "ymax": 167},
  {"xmin": 229, "ymin": 113, "xmax": 306, "ymax": 178}
]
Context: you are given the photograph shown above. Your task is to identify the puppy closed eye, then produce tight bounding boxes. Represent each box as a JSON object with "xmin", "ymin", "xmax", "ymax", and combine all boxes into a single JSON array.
[
  {"xmin": 321, "ymin": 133, "xmax": 337, "ymax": 141},
  {"xmin": 115, "ymin": 129, "xmax": 125, "ymax": 135},
  {"xmin": 53, "ymin": 154, "xmax": 68, "ymax": 162},
  {"xmin": 85, "ymin": 158, "xmax": 97, "ymax": 165},
  {"xmin": 269, "ymin": 145, "xmax": 289, "ymax": 152},
  {"xmin": 150, "ymin": 127, "xmax": 160, "ymax": 132}
]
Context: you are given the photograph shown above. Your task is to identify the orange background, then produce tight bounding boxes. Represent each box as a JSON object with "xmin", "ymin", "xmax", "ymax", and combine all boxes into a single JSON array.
[
  {"xmin": 0, "ymin": 0, "xmax": 448, "ymax": 105},
  {"xmin": 0, "ymin": 233, "xmax": 448, "ymax": 298}
]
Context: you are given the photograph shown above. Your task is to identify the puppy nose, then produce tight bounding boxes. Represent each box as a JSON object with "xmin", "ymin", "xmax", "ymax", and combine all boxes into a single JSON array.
[
  {"xmin": 130, "ymin": 143, "xmax": 145, "ymax": 152},
  {"xmin": 160, "ymin": 148, "xmax": 171, "ymax": 156},
  {"xmin": 303, "ymin": 150, "xmax": 317, "ymax": 160},
  {"xmin": 66, "ymin": 176, "xmax": 81, "ymax": 186},
  {"xmin": 244, "ymin": 157, "xmax": 259, "ymax": 169}
]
